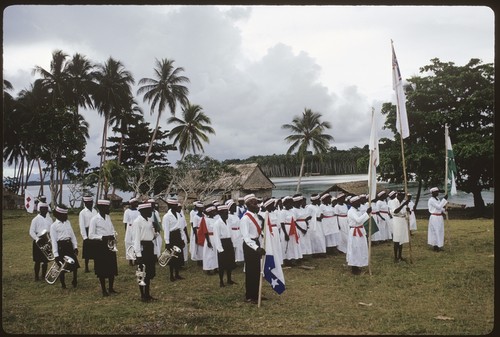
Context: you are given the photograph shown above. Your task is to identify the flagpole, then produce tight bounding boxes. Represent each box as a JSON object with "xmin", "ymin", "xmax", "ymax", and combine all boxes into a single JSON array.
[
  {"xmin": 257, "ymin": 211, "xmax": 268, "ymax": 308},
  {"xmin": 367, "ymin": 108, "xmax": 375, "ymax": 276},
  {"xmin": 392, "ymin": 40, "xmax": 413, "ymax": 264},
  {"xmin": 444, "ymin": 125, "xmax": 451, "ymax": 251}
]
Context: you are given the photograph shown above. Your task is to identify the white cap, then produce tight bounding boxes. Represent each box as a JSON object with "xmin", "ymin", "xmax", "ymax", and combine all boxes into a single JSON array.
[
  {"xmin": 195, "ymin": 202, "xmax": 204, "ymax": 208},
  {"xmin": 377, "ymin": 191, "xmax": 386, "ymax": 197},
  {"xmin": 38, "ymin": 202, "xmax": 49, "ymax": 208},
  {"xmin": 310, "ymin": 194, "xmax": 320, "ymax": 201},
  {"xmin": 225, "ymin": 199, "xmax": 235, "ymax": 207},
  {"xmin": 55, "ymin": 206, "xmax": 68, "ymax": 214},
  {"xmin": 320, "ymin": 193, "xmax": 330, "ymax": 200},
  {"xmin": 350, "ymin": 196, "xmax": 360, "ymax": 203},
  {"xmin": 97, "ymin": 199, "xmax": 110, "ymax": 205},
  {"xmin": 430, "ymin": 187, "xmax": 439, "ymax": 193},
  {"xmin": 147, "ymin": 198, "xmax": 155, "ymax": 203},
  {"xmin": 205, "ymin": 206, "xmax": 216, "ymax": 213},
  {"xmin": 292, "ymin": 196, "xmax": 302, "ymax": 202},
  {"xmin": 264, "ymin": 198, "xmax": 275, "ymax": 207},
  {"xmin": 217, "ymin": 205, "xmax": 229, "ymax": 211},
  {"xmin": 83, "ymin": 196, "xmax": 93, "ymax": 202},
  {"xmin": 138, "ymin": 203, "xmax": 151, "ymax": 210},
  {"xmin": 129, "ymin": 198, "xmax": 138, "ymax": 203},
  {"xmin": 166, "ymin": 198, "xmax": 179, "ymax": 205},
  {"xmin": 244, "ymin": 194, "xmax": 256, "ymax": 203},
  {"xmin": 388, "ymin": 191, "xmax": 396, "ymax": 197}
]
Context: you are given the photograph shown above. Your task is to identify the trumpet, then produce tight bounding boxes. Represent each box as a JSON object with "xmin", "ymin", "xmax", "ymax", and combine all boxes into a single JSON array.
[
  {"xmin": 158, "ymin": 245, "xmax": 181, "ymax": 267},
  {"xmin": 126, "ymin": 245, "xmax": 137, "ymax": 260},
  {"xmin": 107, "ymin": 233, "xmax": 118, "ymax": 252},
  {"xmin": 36, "ymin": 229, "xmax": 55, "ymax": 261},
  {"xmin": 45, "ymin": 255, "xmax": 75, "ymax": 284}
]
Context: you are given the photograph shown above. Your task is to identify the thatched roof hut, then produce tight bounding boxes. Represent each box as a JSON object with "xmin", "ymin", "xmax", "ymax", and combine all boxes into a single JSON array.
[{"xmin": 322, "ymin": 180, "xmax": 387, "ymax": 197}]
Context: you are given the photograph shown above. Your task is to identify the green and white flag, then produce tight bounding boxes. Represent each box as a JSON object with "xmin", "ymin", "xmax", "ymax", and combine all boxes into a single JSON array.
[{"xmin": 446, "ymin": 127, "xmax": 458, "ymax": 196}]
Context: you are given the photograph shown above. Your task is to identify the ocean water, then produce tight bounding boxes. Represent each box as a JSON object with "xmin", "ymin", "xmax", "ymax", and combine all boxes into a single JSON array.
[{"xmin": 25, "ymin": 174, "xmax": 493, "ymax": 210}]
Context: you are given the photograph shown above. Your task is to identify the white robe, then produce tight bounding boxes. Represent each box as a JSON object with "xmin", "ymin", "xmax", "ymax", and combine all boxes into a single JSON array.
[
  {"xmin": 346, "ymin": 207, "xmax": 369, "ymax": 267},
  {"xmin": 427, "ymin": 196, "xmax": 447, "ymax": 247},
  {"xmin": 280, "ymin": 208, "xmax": 302, "ymax": 260},
  {"xmin": 388, "ymin": 198, "xmax": 409, "ymax": 244},
  {"xmin": 228, "ymin": 213, "xmax": 244, "ymax": 262},
  {"xmin": 305, "ymin": 204, "xmax": 326, "ymax": 254},
  {"xmin": 320, "ymin": 203, "xmax": 340, "ymax": 247},
  {"xmin": 202, "ymin": 217, "xmax": 218, "ymax": 271},
  {"xmin": 333, "ymin": 203, "xmax": 349, "ymax": 253}
]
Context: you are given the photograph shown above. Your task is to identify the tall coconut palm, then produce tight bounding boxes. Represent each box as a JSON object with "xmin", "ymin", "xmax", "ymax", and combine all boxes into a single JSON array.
[
  {"xmin": 64, "ymin": 53, "xmax": 96, "ymax": 114},
  {"xmin": 92, "ymin": 57, "xmax": 134, "ymax": 199},
  {"xmin": 167, "ymin": 103, "xmax": 215, "ymax": 160},
  {"xmin": 282, "ymin": 108, "xmax": 334, "ymax": 193},
  {"xmin": 32, "ymin": 49, "xmax": 69, "ymax": 108},
  {"xmin": 136, "ymin": 58, "xmax": 190, "ymax": 186}
]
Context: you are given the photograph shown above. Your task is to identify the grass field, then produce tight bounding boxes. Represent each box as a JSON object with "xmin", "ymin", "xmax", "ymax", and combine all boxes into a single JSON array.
[{"xmin": 1, "ymin": 209, "xmax": 494, "ymax": 335}]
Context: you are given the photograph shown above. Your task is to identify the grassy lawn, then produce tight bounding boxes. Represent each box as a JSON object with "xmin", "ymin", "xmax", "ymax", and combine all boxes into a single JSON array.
[{"xmin": 1, "ymin": 209, "xmax": 494, "ymax": 335}]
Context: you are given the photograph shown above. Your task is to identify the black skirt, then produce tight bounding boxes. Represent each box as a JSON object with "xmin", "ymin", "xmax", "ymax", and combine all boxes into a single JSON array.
[
  {"xmin": 167, "ymin": 229, "xmax": 185, "ymax": 267},
  {"xmin": 57, "ymin": 240, "xmax": 80, "ymax": 270},
  {"xmin": 94, "ymin": 239, "xmax": 118, "ymax": 278},
  {"xmin": 140, "ymin": 241, "xmax": 156, "ymax": 280},
  {"xmin": 82, "ymin": 228, "xmax": 98, "ymax": 259},
  {"xmin": 32, "ymin": 240, "xmax": 49, "ymax": 263},
  {"xmin": 217, "ymin": 238, "xmax": 236, "ymax": 270}
]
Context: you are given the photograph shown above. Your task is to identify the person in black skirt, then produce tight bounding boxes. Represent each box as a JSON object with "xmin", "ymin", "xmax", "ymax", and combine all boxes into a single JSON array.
[
  {"xmin": 132, "ymin": 202, "xmax": 157, "ymax": 302},
  {"xmin": 212, "ymin": 204, "xmax": 237, "ymax": 287},
  {"xmin": 50, "ymin": 205, "xmax": 80, "ymax": 288},
  {"xmin": 29, "ymin": 202, "xmax": 53, "ymax": 281},
  {"xmin": 89, "ymin": 199, "xmax": 119, "ymax": 296},
  {"xmin": 78, "ymin": 196, "xmax": 97, "ymax": 273}
]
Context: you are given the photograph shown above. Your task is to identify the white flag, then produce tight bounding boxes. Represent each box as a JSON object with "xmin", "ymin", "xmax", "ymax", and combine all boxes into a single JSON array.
[
  {"xmin": 392, "ymin": 41, "xmax": 410, "ymax": 139},
  {"xmin": 368, "ymin": 109, "xmax": 379, "ymax": 200},
  {"xmin": 24, "ymin": 190, "xmax": 35, "ymax": 213},
  {"xmin": 263, "ymin": 212, "xmax": 285, "ymax": 294},
  {"xmin": 446, "ymin": 127, "xmax": 458, "ymax": 196}
]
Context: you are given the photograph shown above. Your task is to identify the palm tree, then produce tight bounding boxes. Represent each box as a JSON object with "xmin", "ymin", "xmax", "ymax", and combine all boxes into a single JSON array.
[
  {"xmin": 64, "ymin": 53, "xmax": 96, "ymax": 115},
  {"xmin": 281, "ymin": 108, "xmax": 334, "ymax": 193},
  {"xmin": 32, "ymin": 49, "xmax": 69, "ymax": 108},
  {"xmin": 167, "ymin": 103, "xmax": 215, "ymax": 160},
  {"xmin": 136, "ymin": 58, "xmax": 190, "ymax": 187},
  {"xmin": 92, "ymin": 57, "xmax": 135, "ymax": 199}
]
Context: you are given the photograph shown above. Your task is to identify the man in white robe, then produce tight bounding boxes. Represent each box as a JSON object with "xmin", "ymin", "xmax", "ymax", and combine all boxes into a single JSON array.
[
  {"xmin": 346, "ymin": 196, "xmax": 372, "ymax": 275},
  {"xmin": 427, "ymin": 187, "xmax": 448, "ymax": 251}
]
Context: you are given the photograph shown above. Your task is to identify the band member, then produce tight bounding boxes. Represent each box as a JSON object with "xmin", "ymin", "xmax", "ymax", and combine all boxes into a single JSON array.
[
  {"xmin": 148, "ymin": 198, "xmax": 162, "ymax": 260},
  {"xmin": 346, "ymin": 196, "xmax": 372, "ymax": 275},
  {"xmin": 389, "ymin": 192, "xmax": 411, "ymax": 263},
  {"xmin": 189, "ymin": 202, "xmax": 205, "ymax": 264},
  {"xmin": 239, "ymin": 194, "xmax": 266, "ymax": 304},
  {"xmin": 212, "ymin": 204, "xmax": 237, "ymax": 287},
  {"xmin": 162, "ymin": 199, "xmax": 186, "ymax": 282},
  {"xmin": 50, "ymin": 205, "xmax": 80, "ymax": 288},
  {"xmin": 133, "ymin": 202, "xmax": 157, "ymax": 302},
  {"xmin": 29, "ymin": 202, "xmax": 53, "ymax": 281},
  {"xmin": 427, "ymin": 187, "xmax": 448, "ymax": 252},
  {"xmin": 124, "ymin": 198, "xmax": 140, "ymax": 266},
  {"xmin": 88, "ymin": 199, "xmax": 118, "ymax": 296},
  {"xmin": 79, "ymin": 196, "xmax": 97, "ymax": 272},
  {"xmin": 226, "ymin": 199, "xmax": 244, "ymax": 263}
]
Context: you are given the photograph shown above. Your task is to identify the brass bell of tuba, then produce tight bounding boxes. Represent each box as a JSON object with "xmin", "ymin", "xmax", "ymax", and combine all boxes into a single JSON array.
[
  {"xmin": 135, "ymin": 263, "xmax": 146, "ymax": 286},
  {"xmin": 36, "ymin": 229, "xmax": 55, "ymax": 261},
  {"xmin": 158, "ymin": 245, "xmax": 181, "ymax": 267},
  {"xmin": 45, "ymin": 255, "xmax": 75, "ymax": 284}
]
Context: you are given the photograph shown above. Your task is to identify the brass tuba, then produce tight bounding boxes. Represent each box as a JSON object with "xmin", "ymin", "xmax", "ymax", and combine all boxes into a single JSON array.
[
  {"xmin": 36, "ymin": 229, "xmax": 55, "ymax": 261},
  {"xmin": 45, "ymin": 255, "xmax": 75, "ymax": 284},
  {"xmin": 158, "ymin": 245, "xmax": 181, "ymax": 267}
]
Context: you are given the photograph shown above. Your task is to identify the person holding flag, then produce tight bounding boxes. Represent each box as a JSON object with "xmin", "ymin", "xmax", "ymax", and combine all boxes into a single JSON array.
[
  {"xmin": 346, "ymin": 196, "xmax": 372, "ymax": 275},
  {"xmin": 388, "ymin": 191, "xmax": 411, "ymax": 263},
  {"xmin": 239, "ymin": 194, "xmax": 266, "ymax": 304},
  {"xmin": 427, "ymin": 187, "xmax": 448, "ymax": 252}
]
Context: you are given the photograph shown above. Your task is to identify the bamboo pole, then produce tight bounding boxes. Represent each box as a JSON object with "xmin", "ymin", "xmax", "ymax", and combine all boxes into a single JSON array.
[
  {"xmin": 257, "ymin": 211, "xmax": 268, "ymax": 308},
  {"xmin": 444, "ymin": 125, "xmax": 451, "ymax": 251},
  {"xmin": 367, "ymin": 108, "xmax": 375, "ymax": 276},
  {"xmin": 395, "ymin": 74, "xmax": 413, "ymax": 265}
]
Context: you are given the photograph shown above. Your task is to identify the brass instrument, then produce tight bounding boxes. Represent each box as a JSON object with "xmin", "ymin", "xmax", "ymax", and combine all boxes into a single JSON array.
[
  {"xmin": 36, "ymin": 229, "xmax": 55, "ymax": 261},
  {"xmin": 127, "ymin": 246, "xmax": 146, "ymax": 286},
  {"xmin": 158, "ymin": 245, "xmax": 181, "ymax": 267},
  {"xmin": 45, "ymin": 255, "xmax": 75, "ymax": 284},
  {"xmin": 107, "ymin": 233, "xmax": 118, "ymax": 252}
]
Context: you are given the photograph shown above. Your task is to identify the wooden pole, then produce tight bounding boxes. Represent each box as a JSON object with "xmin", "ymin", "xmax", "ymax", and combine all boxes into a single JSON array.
[
  {"xmin": 394, "ymin": 68, "xmax": 413, "ymax": 264},
  {"xmin": 444, "ymin": 125, "xmax": 451, "ymax": 250},
  {"xmin": 367, "ymin": 108, "xmax": 375, "ymax": 276},
  {"xmin": 257, "ymin": 211, "xmax": 268, "ymax": 308}
]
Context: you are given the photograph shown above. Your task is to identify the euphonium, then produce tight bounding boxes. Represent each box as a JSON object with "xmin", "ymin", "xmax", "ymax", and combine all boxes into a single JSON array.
[
  {"xmin": 36, "ymin": 229, "xmax": 55, "ymax": 261},
  {"xmin": 45, "ymin": 255, "xmax": 75, "ymax": 284},
  {"xmin": 158, "ymin": 245, "xmax": 181, "ymax": 267}
]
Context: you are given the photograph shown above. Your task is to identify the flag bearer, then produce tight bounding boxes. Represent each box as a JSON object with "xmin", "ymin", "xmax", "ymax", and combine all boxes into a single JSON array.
[
  {"xmin": 427, "ymin": 187, "xmax": 448, "ymax": 252},
  {"xmin": 388, "ymin": 191, "xmax": 411, "ymax": 262}
]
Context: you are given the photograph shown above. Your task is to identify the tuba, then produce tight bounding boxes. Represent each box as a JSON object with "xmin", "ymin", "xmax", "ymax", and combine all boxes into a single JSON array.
[
  {"xmin": 158, "ymin": 245, "xmax": 181, "ymax": 267},
  {"xmin": 36, "ymin": 229, "xmax": 55, "ymax": 261},
  {"xmin": 45, "ymin": 256, "xmax": 75, "ymax": 284},
  {"xmin": 107, "ymin": 233, "xmax": 118, "ymax": 252}
]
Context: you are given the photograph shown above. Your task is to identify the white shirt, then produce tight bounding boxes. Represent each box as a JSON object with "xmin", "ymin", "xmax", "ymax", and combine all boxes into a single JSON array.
[
  {"xmin": 50, "ymin": 219, "xmax": 78, "ymax": 257},
  {"xmin": 29, "ymin": 213, "xmax": 53, "ymax": 241},
  {"xmin": 239, "ymin": 211, "xmax": 263, "ymax": 250},
  {"xmin": 123, "ymin": 208, "xmax": 140, "ymax": 225},
  {"xmin": 79, "ymin": 207, "xmax": 97, "ymax": 239},
  {"xmin": 132, "ymin": 215, "xmax": 155, "ymax": 258},
  {"xmin": 212, "ymin": 218, "xmax": 232, "ymax": 253},
  {"xmin": 89, "ymin": 213, "xmax": 116, "ymax": 240},
  {"xmin": 162, "ymin": 210, "xmax": 185, "ymax": 244},
  {"xmin": 428, "ymin": 197, "xmax": 448, "ymax": 215}
]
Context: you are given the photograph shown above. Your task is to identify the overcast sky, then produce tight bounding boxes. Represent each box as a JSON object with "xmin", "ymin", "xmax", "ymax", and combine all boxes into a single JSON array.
[{"xmin": 2, "ymin": 4, "xmax": 495, "ymax": 174}]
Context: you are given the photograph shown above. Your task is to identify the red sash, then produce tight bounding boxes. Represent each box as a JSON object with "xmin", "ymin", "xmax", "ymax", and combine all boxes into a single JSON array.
[
  {"xmin": 245, "ymin": 212, "xmax": 262, "ymax": 236},
  {"xmin": 197, "ymin": 217, "xmax": 208, "ymax": 246},
  {"xmin": 352, "ymin": 225, "xmax": 363, "ymax": 237},
  {"xmin": 289, "ymin": 217, "xmax": 300, "ymax": 243}
]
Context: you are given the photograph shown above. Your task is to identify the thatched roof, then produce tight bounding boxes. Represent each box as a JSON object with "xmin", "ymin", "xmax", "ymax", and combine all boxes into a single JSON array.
[
  {"xmin": 211, "ymin": 163, "xmax": 275, "ymax": 191},
  {"xmin": 323, "ymin": 180, "xmax": 387, "ymax": 197}
]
